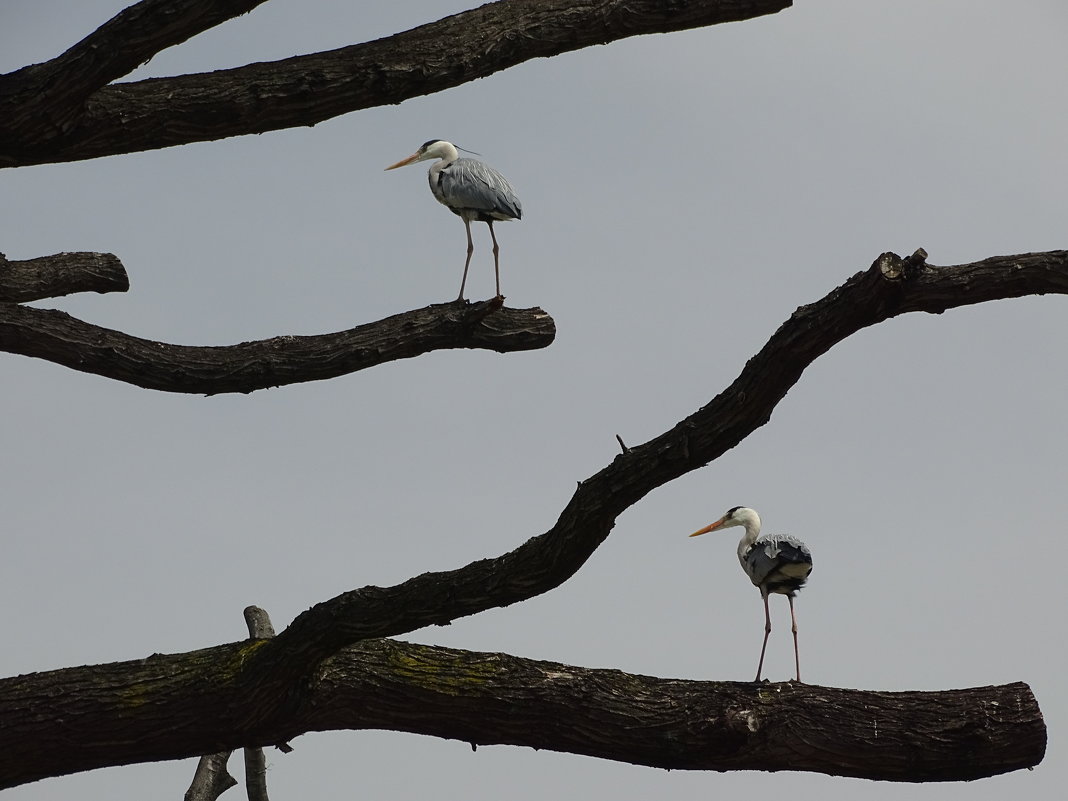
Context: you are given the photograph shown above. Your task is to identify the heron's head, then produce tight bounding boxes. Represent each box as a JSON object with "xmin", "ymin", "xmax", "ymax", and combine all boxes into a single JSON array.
[
  {"xmin": 689, "ymin": 506, "xmax": 760, "ymax": 538},
  {"xmin": 385, "ymin": 140, "xmax": 457, "ymax": 170}
]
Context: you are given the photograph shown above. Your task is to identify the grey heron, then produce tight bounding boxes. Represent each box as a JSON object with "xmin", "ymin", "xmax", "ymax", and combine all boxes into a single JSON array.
[
  {"xmin": 689, "ymin": 506, "xmax": 813, "ymax": 682},
  {"xmin": 385, "ymin": 139, "xmax": 522, "ymax": 301}
]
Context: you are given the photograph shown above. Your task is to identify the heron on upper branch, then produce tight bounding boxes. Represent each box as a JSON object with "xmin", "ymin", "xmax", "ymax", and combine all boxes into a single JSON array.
[
  {"xmin": 385, "ymin": 140, "xmax": 522, "ymax": 301},
  {"xmin": 689, "ymin": 506, "xmax": 813, "ymax": 682}
]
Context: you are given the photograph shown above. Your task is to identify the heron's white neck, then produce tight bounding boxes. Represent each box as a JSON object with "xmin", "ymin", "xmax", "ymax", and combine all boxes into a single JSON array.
[
  {"xmin": 432, "ymin": 141, "xmax": 459, "ymax": 166},
  {"xmin": 734, "ymin": 510, "xmax": 762, "ymax": 561}
]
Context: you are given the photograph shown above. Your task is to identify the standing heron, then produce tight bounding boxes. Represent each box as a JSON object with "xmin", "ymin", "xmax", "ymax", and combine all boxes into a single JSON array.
[
  {"xmin": 689, "ymin": 506, "xmax": 813, "ymax": 682},
  {"xmin": 385, "ymin": 139, "xmax": 522, "ymax": 301}
]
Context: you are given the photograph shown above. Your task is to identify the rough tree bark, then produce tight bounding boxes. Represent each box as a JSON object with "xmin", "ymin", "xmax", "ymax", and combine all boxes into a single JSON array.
[
  {"xmin": 184, "ymin": 606, "xmax": 280, "ymax": 801},
  {"xmin": 0, "ymin": 0, "xmax": 1056, "ymax": 793},
  {"xmin": 0, "ymin": 294, "xmax": 556, "ymax": 393},
  {"xmin": 0, "ymin": 250, "xmax": 1058, "ymax": 789},
  {"xmin": 0, "ymin": 251, "xmax": 129, "ymax": 301},
  {"xmin": 0, "ymin": 0, "xmax": 792, "ymax": 167},
  {"xmin": 0, "ymin": 638, "xmax": 1044, "ymax": 790}
]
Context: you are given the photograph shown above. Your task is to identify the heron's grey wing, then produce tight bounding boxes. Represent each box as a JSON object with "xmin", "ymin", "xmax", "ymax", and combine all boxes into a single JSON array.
[
  {"xmin": 743, "ymin": 535, "xmax": 813, "ymax": 589},
  {"xmin": 440, "ymin": 158, "xmax": 522, "ymax": 220}
]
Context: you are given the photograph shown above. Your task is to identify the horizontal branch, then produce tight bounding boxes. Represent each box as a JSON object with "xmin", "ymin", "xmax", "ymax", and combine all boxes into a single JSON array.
[
  {"xmin": 315, "ymin": 641, "xmax": 1045, "ymax": 782},
  {"xmin": 258, "ymin": 251, "xmax": 1068, "ymax": 672},
  {"xmin": 0, "ymin": 298, "xmax": 555, "ymax": 393},
  {"xmin": 0, "ymin": 0, "xmax": 792, "ymax": 167},
  {"xmin": 0, "ymin": 638, "xmax": 1044, "ymax": 788},
  {"xmin": 0, "ymin": 251, "xmax": 129, "ymax": 301}
]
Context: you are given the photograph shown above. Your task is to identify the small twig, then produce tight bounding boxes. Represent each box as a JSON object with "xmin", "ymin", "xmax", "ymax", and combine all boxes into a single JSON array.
[{"xmin": 615, "ymin": 434, "xmax": 629, "ymax": 454}]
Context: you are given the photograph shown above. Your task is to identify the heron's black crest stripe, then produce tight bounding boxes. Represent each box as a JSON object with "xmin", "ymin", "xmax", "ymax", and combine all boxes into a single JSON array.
[
  {"xmin": 726, "ymin": 505, "xmax": 744, "ymax": 517},
  {"xmin": 421, "ymin": 139, "xmax": 443, "ymax": 151}
]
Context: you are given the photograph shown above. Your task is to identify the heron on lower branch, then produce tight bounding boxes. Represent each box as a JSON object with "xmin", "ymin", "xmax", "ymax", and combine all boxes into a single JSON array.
[
  {"xmin": 690, "ymin": 506, "xmax": 813, "ymax": 682},
  {"xmin": 386, "ymin": 139, "xmax": 522, "ymax": 301}
]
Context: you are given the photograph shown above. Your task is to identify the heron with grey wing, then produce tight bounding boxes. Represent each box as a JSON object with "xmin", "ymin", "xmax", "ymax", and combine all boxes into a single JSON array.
[
  {"xmin": 690, "ymin": 506, "xmax": 813, "ymax": 682},
  {"xmin": 386, "ymin": 140, "xmax": 522, "ymax": 301}
]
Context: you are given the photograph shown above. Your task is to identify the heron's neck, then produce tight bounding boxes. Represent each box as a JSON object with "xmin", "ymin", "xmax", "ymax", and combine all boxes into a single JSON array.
[
  {"xmin": 437, "ymin": 142, "xmax": 459, "ymax": 166},
  {"xmin": 736, "ymin": 520, "xmax": 761, "ymax": 559}
]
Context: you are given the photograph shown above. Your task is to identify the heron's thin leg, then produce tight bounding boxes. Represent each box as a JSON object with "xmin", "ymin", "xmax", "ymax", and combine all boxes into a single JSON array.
[
  {"xmin": 789, "ymin": 595, "xmax": 801, "ymax": 682},
  {"xmin": 755, "ymin": 591, "xmax": 772, "ymax": 682},
  {"xmin": 487, "ymin": 221, "xmax": 502, "ymax": 298},
  {"xmin": 458, "ymin": 219, "xmax": 475, "ymax": 301}
]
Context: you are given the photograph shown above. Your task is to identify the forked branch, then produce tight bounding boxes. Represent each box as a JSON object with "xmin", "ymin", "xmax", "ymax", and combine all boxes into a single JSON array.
[{"xmin": 0, "ymin": 0, "xmax": 792, "ymax": 167}]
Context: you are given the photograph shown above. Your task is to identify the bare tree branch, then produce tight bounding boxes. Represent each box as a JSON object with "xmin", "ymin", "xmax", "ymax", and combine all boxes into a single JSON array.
[
  {"xmin": 0, "ymin": 299, "xmax": 555, "ymax": 393},
  {"xmin": 0, "ymin": 638, "xmax": 1045, "ymax": 788},
  {"xmin": 242, "ymin": 607, "xmax": 276, "ymax": 801},
  {"xmin": 185, "ymin": 606, "xmax": 280, "ymax": 801},
  {"xmin": 243, "ymin": 749, "xmax": 269, "ymax": 801},
  {"xmin": 0, "ymin": 251, "xmax": 128, "ymax": 302},
  {"xmin": 258, "ymin": 250, "xmax": 1068, "ymax": 677},
  {"xmin": 184, "ymin": 754, "xmax": 237, "ymax": 801},
  {"xmin": 0, "ymin": 250, "xmax": 1059, "ymax": 788},
  {"xmin": 0, "ymin": 0, "xmax": 792, "ymax": 167},
  {"xmin": 0, "ymin": 1, "xmax": 269, "ymax": 153}
]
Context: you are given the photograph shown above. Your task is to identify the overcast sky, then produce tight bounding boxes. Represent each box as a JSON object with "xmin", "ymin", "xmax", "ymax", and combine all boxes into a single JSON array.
[{"xmin": 3, "ymin": 1, "xmax": 1066, "ymax": 799}]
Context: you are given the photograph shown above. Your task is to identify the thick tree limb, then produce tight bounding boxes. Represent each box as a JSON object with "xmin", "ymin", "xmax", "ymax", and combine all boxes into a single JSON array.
[
  {"xmin": 0, "ymin": 251, "xmax": 128, "ymax": 301},
  {"xmin": 0, "ymin": 0, "xmax": 792, "ymax": 167},
  {"xmin": 0, "ymin": 0, "xmax": 269, "ymax": 152},
  {"xmin": 0, "ymin": 638, "xmax": 1045, "ymax": 788},
  {"xmin": 0, "ymin": 299, "xmax": 556, "ymax": 393}
]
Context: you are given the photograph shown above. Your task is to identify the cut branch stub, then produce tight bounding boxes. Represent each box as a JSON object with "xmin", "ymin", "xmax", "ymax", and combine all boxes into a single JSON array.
[{"xmin": 0, "ymin": 251, "xmax": 128, "ymax": 302}]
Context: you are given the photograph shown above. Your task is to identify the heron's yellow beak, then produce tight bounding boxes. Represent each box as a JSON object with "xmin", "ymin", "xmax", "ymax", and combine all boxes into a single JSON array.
[
  {"xmin": 689, "ymin": 520, "xmax": 724, "ymax": 538},
  {"xmin": 384, "ymin": 153, "xmax": 420, "ymax": 171}
]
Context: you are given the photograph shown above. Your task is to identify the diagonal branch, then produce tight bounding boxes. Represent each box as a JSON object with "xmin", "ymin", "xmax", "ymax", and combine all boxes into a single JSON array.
[
  {"xmin": 262, "ymin": 250, "xmax": 1068, "ymax": 671},
  {"xmin": 0, "ymin": 251, "xmax": 129, "ymax": 302},
  {"xmin": 0, "ymin": 0, "xmax": 792, "ymax": 167},
  {"xmin": 0, "ymin": 638, "xmax": 1046, "ymax": 787},
  {"xmin": 0, "ymin": 251, "xmax": 1059, "ymax": 788},
  {"xmin": 0, "ymin": 299, "xmax": 555, "ymax": 393}
]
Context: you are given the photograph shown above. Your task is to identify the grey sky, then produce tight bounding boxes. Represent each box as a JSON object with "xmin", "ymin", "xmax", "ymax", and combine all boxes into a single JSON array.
[{"xmin": 2, "ymin": 1, "xmax": 1066, "ymax": 799}]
